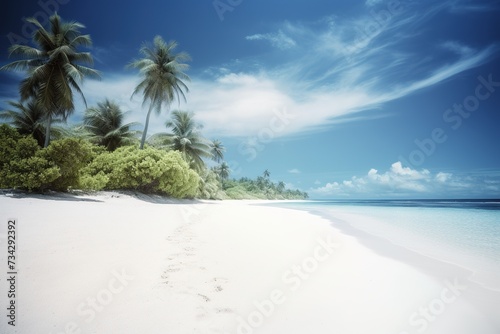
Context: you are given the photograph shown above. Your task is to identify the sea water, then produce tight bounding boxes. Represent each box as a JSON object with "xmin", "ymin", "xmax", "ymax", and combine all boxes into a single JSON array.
[{"xmin": 271, "ymin": 199, "xmax": 500, "ymax": 290}]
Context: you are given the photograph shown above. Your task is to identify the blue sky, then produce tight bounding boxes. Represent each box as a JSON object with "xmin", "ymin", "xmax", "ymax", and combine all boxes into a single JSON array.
[{"xmin": 1, "ymin": 0, "xmax": 500, "ymax": 198}]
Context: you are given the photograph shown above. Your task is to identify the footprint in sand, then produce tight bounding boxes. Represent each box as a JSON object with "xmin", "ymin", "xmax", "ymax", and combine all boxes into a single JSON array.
[
  {"xmin": 198, "ymin": 293, "xmax": 211, "ymax": 302},
  {"xmin": 213, "ymin": 277, "xmax": 228, "ymax": 292},
  {"xmin": 215, "ymin": 308, "xmax": 233, "ymax": 314}
]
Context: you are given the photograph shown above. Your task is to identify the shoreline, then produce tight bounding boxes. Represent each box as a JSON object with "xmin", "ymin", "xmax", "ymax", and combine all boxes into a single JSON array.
[
  {"xmin": 1, "ymin": 192, "xmax": 499, "ymax": 333},
  {"xmin": 260, "ymin": 201, "xmax": 500, "ymax": 287},
  {"xmin": 260, "ymin": 201, "xmax": 500, "ymax": 330}
]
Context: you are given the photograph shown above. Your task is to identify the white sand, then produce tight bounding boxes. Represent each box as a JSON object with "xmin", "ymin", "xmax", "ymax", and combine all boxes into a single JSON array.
[{"xmin": 0, "ymin": 192, "xmax": 499, "ymax": 334}]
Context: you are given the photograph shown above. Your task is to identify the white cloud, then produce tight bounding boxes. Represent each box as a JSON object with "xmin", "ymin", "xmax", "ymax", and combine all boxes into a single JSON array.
[
  {"xmin": 9, "ymin": 1, "xmax": 495, "ymax": 143},
  {"xmin": 182, "ymin": 74, "xmax": 378, "ymax": 138},
  {"xmin": 309, "ymin": 161, "xmax": 496, "ymax": 198},
  {"xmin": 69, "ymin": 41, "xmax": 495, "ymax": 141},
  {"xmin": 442, "ymin": 41, "xmax": 474, "ymax": 57},
  {"xmin": 435, "ymin": 172, "xmax": 452, "ymax": 183},
  {"xmin": 73, "ymin": 74, "xmax": 146, "ymax": 129},
  {"xmin": 246, "ymin": 30, "xmax": 297, "ymax": 50},
  {"xmin": 182, "ymin": 73, "xmax": 298, "ymax": 137},
  {"xmin": 383, "ymin": 44, "xmax": 497, "ymax": 101},
  {"xmin": 71, "ymin": 69, "xmax": 381, "ymax": 140},
  {"xmin": 288, "ymin": 168, "xmax": 301, "ymax": 174}
]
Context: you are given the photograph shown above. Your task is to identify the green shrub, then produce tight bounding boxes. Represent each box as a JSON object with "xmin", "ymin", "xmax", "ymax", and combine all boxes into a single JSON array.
[
  {"xmin": 0, "ymin": 124, "xmax": 22, "ymax": 175},
  {"xmin": 79, "ymin": 171, "xmax": 109, "ymax": 191},
  {"xmin": 4, "ymin": 156, "xmax": 60, "ymax": 191},
  {"xmin": 0, "ymin": 127, "xmax": 60, "ymax": 191},
  {"xmin": 197, "ymin": 169, "xmax": 223, "ymax": 199},
  {"xmin": 224, "ymin": 185, "xmax": 266, "ymax": 200},
  {"xmin": 40, "ymin": 138, "xmax": 96, "ymax": 191},
  {"xmin": 82, "ymin": 146, "xmax": 199, "ymax": 198},
  {"xmin": 1, "ymin": 124, "xmax": 199, "ymax": 198},
  {"xmin": 0, "ymin": 127, "xmax": 98, "ymax": 191}
]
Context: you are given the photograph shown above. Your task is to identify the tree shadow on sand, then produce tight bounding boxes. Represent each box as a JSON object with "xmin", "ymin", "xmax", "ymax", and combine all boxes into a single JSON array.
[
  {"xmin": 0, "ymin": 189, "xmax": 220, "ymax": 205},
  {"xmin": 0, "ymin": 189, "xmax": 104, "ymax": 202}
]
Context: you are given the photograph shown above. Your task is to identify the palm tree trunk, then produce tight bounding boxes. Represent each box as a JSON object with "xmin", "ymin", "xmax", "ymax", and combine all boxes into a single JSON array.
[
  {"xmin": 140, "ymin": 106, "xmax": 154, "ymax": 149},
  {"xmin": 44, "ymin": 113, "xmax": 52, "ymax": 147}
]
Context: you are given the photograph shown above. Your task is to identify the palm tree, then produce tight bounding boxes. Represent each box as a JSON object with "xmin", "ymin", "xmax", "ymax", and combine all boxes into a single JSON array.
[
  {"xmin": 211, "ymin": 139, "xmax": 225, "ymax": 163},
  {"xmin": 263, "ymin": 169, "xmax": 271, "ymax": 179},
  {"xmin": 0, "ymin": 100, "xmax": 61, "ymax": 146},
  {"xmin": 277, "ymin": 181, "xmax": 286, "ymax": 193},
  {"xmin": 83, "ymin": 99, "xmax": 139, "ymax": 151},
  {"xmin": 198, "ymin": 168, "xmax": 221, "ymax": 199},
  {"xmin": 256, "ymin": 176, "xmax": 266, "ymax": 190},
  {"xmin": 0, "ymin": 13, "xmax": 99, "ymax": 147},
  {"xmin": 215, "ymin": 162, "xmax": 230, "ymax": 181},
  {"xmin": 128, "ymin": 36, "xmax": 190, "ymax": 149},
  {"xmin": 153, "ymin": 110, "xmax": 212, "ymax": 171},
  {"xmin": 57, "ymin": 124, "xmax": 91, "ymax": 140}
]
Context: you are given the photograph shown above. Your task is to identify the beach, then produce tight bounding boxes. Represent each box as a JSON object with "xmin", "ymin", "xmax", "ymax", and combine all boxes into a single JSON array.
[{"xmin": 1, "ymin": 193, "xmax": 499, "ymax": 334}]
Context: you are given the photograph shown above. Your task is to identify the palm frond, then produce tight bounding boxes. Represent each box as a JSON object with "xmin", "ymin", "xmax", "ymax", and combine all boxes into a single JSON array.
[
  {"xmin": 128, "ymin": 36, "xmax": 191, "ymax": 149},
  {"xmin": 84, "ymin": 99, "xmax": 139, "ymax": 151},
  {"xmin": 162, "ymin": 110, "xmax": 213, "ymax": 172},
  {"xmin": 1, "ymin": 13, "xmax": 97, "ymax": 146}
]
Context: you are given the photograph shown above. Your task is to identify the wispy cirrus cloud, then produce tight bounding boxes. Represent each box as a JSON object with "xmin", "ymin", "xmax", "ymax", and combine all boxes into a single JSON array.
[
  {"xmin": 4, "ymin": 0, "xmax": 497, "ymax": 143},
  {"xmin": 185, "ymin": 0, "xmax": 496, "ymax": 138},
  {"xmin": 448, "ymin": 0, "xmax": 500, "ymax": 13},
  {"xmin": 246, "ymin": 30, "xmax": 297, "ymax": 50},
  {"xmin": 441, "ymin": 41, "xmax": 475, "ymax": 57}
]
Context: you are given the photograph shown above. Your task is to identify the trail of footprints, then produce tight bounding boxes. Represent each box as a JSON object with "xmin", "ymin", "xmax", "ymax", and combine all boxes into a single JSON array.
[{"xmin": 161, "ymin": 207, "xmax": 234, "ymax": 323}]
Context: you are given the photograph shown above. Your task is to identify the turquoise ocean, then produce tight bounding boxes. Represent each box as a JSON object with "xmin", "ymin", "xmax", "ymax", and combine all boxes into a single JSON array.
[{"xmin": 270, "ymin": 199, "xmax": 500, "ymax": 290}]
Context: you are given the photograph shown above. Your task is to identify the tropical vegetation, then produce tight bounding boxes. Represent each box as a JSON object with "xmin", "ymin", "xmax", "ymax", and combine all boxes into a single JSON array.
[
  {"xmin": 150, "ymin": 110, "xmax": 213, "ymax": 172},
  {"xmin": 0, "ymin": 13, "xmax": 100, "ymax": 147},
  {"xmin": 0, "ymin": 99, "xmax": 63, "ymax": 146},
  {"xmin": 0, "ymin": 14, "xmax": 308, "ymax": 200},
  {"xmin": 128, "ymin": 36, "xmax": 190, "ymax": 149},
  {"xmin": 223, "ymin": 170, "xmax": 309, "ymax": 200},
  {"xmin": 83, "ymin": 99, "xmax": 138, "ymax": 151}
]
